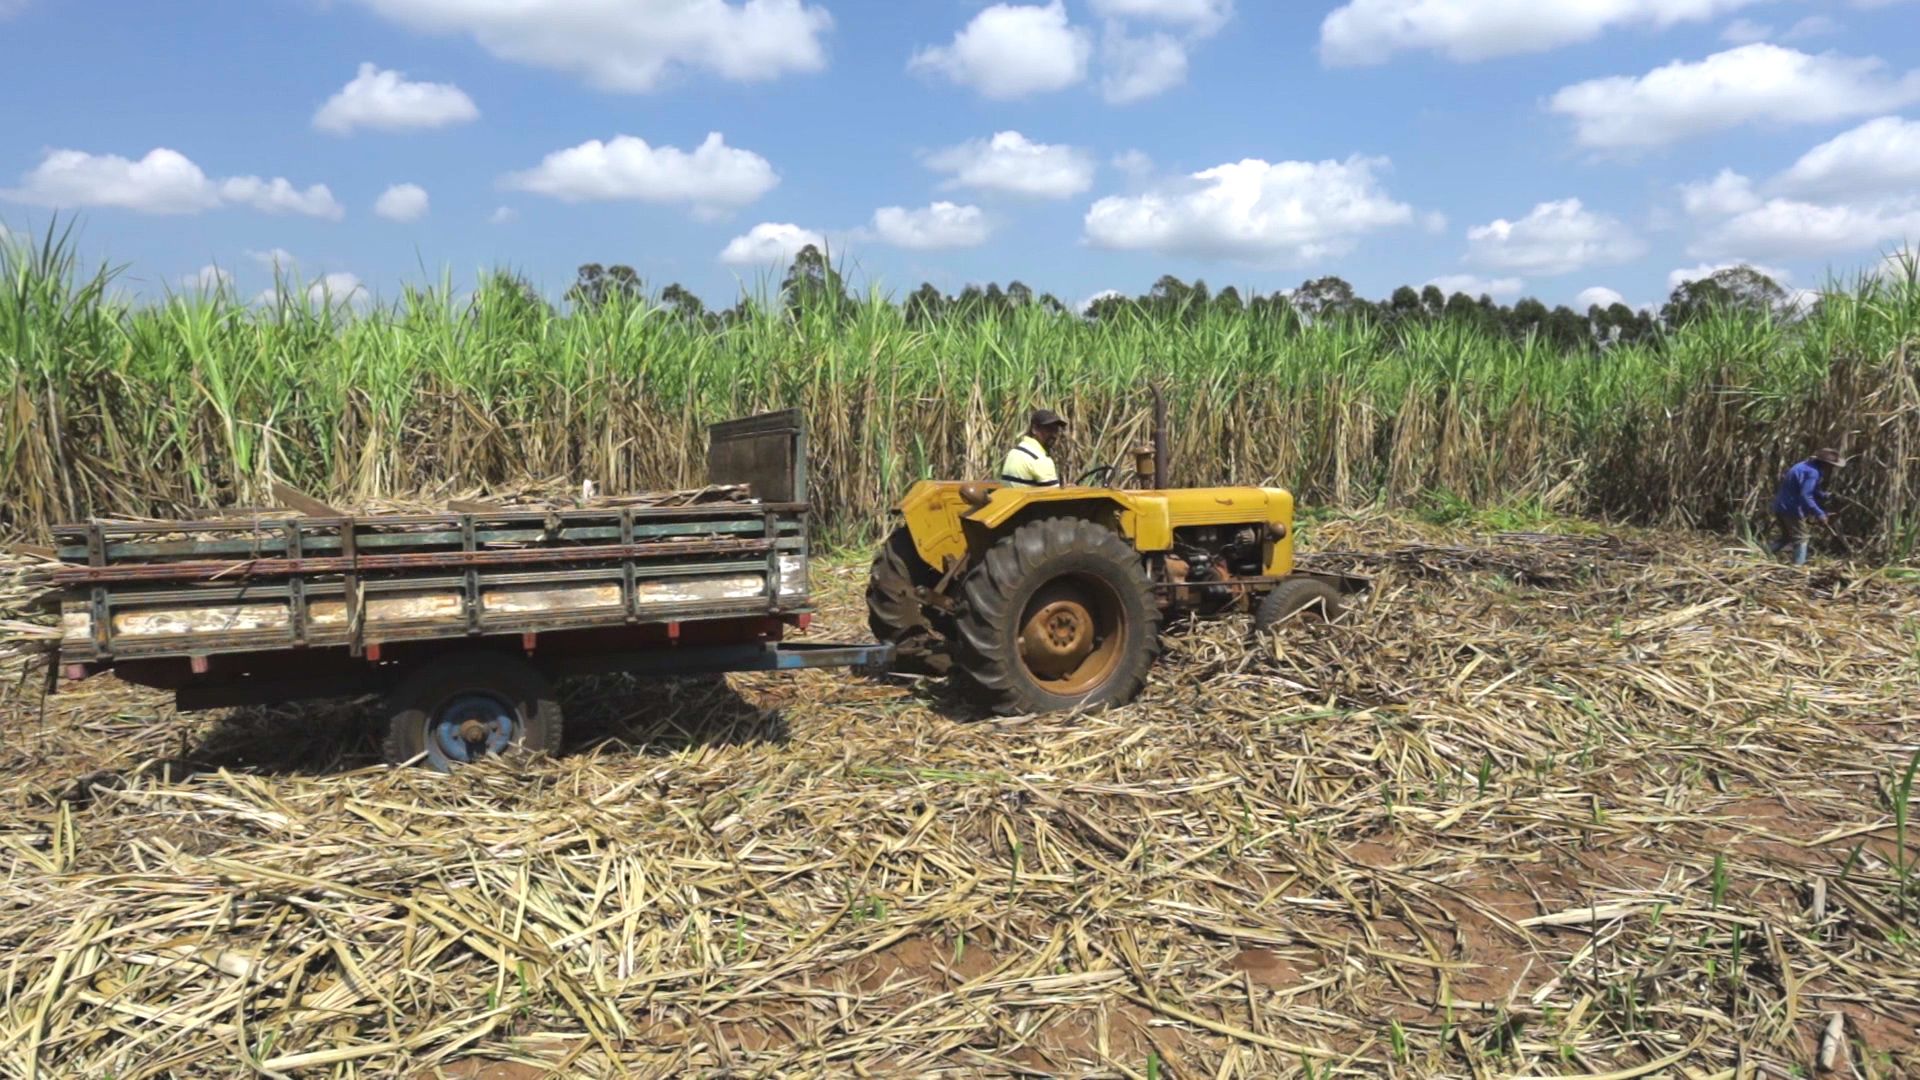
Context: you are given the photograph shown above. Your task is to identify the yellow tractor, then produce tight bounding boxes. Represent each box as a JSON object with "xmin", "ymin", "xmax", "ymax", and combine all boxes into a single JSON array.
[{"xmin": 867, "ymin": 390, "xmax": 1364, "ymax": 714}]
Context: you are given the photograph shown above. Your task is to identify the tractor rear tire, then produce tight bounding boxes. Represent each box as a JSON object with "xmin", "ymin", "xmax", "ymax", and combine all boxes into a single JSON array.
[
  {"xmin": 1254, "ymin": 577, "xmax": 1345, "ymax": 633},
  {"xmin": 953, "ymin": 517, "xmax": 1159, "ymax": 715},
  {"xmin": 866, "ymin": 527, "xmax": 952, "ymax": 675}
]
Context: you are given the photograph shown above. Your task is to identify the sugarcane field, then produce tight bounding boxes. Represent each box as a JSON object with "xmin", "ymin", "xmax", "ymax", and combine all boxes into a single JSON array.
[
  {"xmin": 3, "ymin": 239, "xmax": 1920, "ymax": 1078},
  {"xmin": 7, "ymin": 4, "xmax": 1920, "ymax": 1069}
]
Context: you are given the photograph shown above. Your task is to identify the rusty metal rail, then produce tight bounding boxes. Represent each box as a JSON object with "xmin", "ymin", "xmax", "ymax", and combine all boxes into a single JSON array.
[{"xmin": 52, "ymin": 536, "xmax": 778, "ymax": 585}]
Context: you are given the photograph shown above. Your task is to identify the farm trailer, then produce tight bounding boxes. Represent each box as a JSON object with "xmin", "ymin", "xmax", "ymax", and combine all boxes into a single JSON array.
[{"xmin": 46, "ymin": 411, "xmax": 892, "ymax": 770}]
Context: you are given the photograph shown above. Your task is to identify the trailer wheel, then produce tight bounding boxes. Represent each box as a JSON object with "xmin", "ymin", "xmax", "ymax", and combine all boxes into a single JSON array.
[
  {"xmin": 382, "ymin": 653, "xmax": 562, "ymax": 771},
  {"xmin": 1254, "ymin": 577, "xmax": 1345, "ymax": 633},
  {"xmin": 953, "ymin": 517, "xmax": 1159, "ymax": 715}
]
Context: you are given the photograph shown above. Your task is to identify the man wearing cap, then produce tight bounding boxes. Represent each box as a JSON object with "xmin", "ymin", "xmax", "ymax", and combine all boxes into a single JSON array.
[
  {"xmin": 1001, "ymin": 409, "xmax": 1068, "ymax": 487},
  {"xmin": 1769, "ymin": 448, "xmax": 1844, "ymax": 565}
]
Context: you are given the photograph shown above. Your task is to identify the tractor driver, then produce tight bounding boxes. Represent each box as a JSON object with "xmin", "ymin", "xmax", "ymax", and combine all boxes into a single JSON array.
[{"xmin": 1000, "ymin": 409, "xmax": 1068, "ymax": 487}]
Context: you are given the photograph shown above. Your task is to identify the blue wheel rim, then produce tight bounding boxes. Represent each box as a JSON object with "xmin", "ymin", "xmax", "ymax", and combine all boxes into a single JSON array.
[{"xmin": 425, "ymin": 692, "xmax": 517, "ymax": 771}]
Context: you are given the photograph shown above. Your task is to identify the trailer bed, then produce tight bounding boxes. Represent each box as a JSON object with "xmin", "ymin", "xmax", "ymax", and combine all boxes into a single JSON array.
[
  {"xmin": 42, "ymin": 411, "xmax": 891, "ymax": 770},
  {"xmin": 53, "ymin": 502, "xmax": 809, "ymax": 663}
]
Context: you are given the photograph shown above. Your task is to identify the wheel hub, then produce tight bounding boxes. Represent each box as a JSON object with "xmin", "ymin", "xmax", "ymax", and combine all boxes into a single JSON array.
[
  {"xmin": 428, "ymin": 693, "xmax": 516, "ymax": 769},
  {"xmin": 1021, "ymin": 598, "xmax": 1097, "ymax": 679}
]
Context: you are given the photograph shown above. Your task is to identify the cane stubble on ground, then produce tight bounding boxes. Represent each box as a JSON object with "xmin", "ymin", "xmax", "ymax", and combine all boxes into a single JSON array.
[{"xmin": 1, "ymin": 514, "xmax": 1917, "ymax": 1076}]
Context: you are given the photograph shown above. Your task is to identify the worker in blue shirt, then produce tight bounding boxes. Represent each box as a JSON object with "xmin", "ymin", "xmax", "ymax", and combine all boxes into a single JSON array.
[{"xmin": 1768, "ymin": 448, "xmax": 1844, "ymax": 565}]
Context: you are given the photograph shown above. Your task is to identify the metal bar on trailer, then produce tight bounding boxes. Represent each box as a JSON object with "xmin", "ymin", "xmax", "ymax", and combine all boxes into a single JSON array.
[
  {"xmin": 52, "ymin": 537, "xmax": 779, "ymax": 585},
  {"xmin": 541, "ymin": 641, "xmax": 891, "ymax": 679},
  {"xmin": 87, "ymin": 524, "xmax": 111, "ymax": 658},
  {"xmin": 621, "ymin": 509, "xmax": 638, "ymax": 623},
  {"xmin": 285, "ymin": 520, "xmax": 306, "ymax": 646},
  {"xmin": 51, "ymin": 501, "xmax": 812, "ymax": 541},
  {"xmin": 342, "ymin": 517, "xmax": 361, "ymax": 656},
  {"xmin": 65, "ymin": 597, "xmax": 814, "ymax": 662},
  {"xmin": 764, "ymin": 509, "xmax": 780, "ymax": 610}
]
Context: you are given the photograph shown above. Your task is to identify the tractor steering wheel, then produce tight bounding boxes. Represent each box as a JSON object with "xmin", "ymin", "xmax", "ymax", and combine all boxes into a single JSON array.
[{"xmin": 1075, "ymin": 464, "xmax": 1118, "ymax": 488}]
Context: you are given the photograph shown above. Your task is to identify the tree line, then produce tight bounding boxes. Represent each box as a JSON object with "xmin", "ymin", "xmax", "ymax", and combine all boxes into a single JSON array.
[{"xmin": 564, "ymin": 246, "xmax": 1799, "ymax": 350}]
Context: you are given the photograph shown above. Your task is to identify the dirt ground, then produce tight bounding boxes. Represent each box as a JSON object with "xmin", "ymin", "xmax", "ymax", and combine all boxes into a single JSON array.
[{"xmin": 2, "ymin": 514, "xmax": 1918, "ymax": 1078}]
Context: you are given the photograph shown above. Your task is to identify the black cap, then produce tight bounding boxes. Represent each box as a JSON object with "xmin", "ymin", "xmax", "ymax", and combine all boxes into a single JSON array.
[{"xmin": 1030, "ymin": 408, "xmax": 1067, "ymax": 429}]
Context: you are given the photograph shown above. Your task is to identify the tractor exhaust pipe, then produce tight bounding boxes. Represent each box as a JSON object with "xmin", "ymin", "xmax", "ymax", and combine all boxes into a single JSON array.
[{"xmin": 1150, "ymin": 382, "xmax": 1170, "ymax": 490}]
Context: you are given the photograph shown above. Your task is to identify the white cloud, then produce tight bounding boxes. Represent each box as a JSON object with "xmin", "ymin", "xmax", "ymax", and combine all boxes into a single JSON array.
[
  {"xmin": 1876, "ymin": 248, "xmax": 1918, "ymax": 282},
  {"xmin": 1575, "ymin": 285, "xmax": 1627, "ymax": 310},
  {"xmin": 1719, "ymin": 17, "xmax": 1771, "ymax": 43},
  {"xmin": 1667, "ymin": 262, "xmax": 1791, "ymax": 290},
  {"xmin": 312, "ymin": 62, "xmax": 478, "ymax": 135},
  {"xmin": 870, "ymin": 202, "xmax": 990, "ymax": 250},
  {"xmin": 248, "ymin": 247, "xmax": 296, "ymax": 269},
  {"xmin": 258, "ymin": 271, "xmax": 368, "ymax": 309},
  {"xmin": 910, "ymin": 2, "xmax": 1091, "ymax": 100},
  {"xmin": 1718, "ymin": 13, "xmax": 1836, "ymax": 45},
  {"xmin": 1083, "ymin": 154, "xmax": 1415, "ymax": 265},
  {"xmin": 1427, "ymin": 274, "xmax": 1523, "ymax": 298},
  {"xmin": 720, "ymin": 222, "xmax": 825, "ymax": 265},
  {"xmin": 1320, "ymin": 0, "xmax": 1757, "ymax": 65},
  {"xmin": 1101, "ymin": 26, "xmax": 1188, "ymax": 103},
  {"xmin": 1078, "ymin": 288, "xmax": 1126, "ymax": 314},
  {"xmin": 1776, "ymin": 116, "xmax": 1920, "ymax": 200},
  {"xmin": 1465, "ymin": 199, "xmax": 1645, "ymax": 276},
  {"xmin": 3, "ymin": 148, "xmax": 343, "ymax": 219},
  {"xmin": 1782, "ymin": 15, "xmax": 1841, "ymax": 39},
  {"xmin": 309, "ymin": 272, "xmax": 365, "ymax": 305},
  {"xmin": 182, "ymin": 265, "xmax": 233, "ymax": 291},
  {"xmin": 1550, "ymin": 44, "xmax": 1920, "ymax": 150},
  {"xmin": 1089, "ymin": 0, "xmax": 1231, "ymax": 32},
  {"xmin": 1679, "ymin": 169, "xmax": 1761, "ymax": 218},
  {"xmin": 1112, "ymin": 149, "xmax": 1154, "ymax": 177},
  {"xmin": 923, "ymin": 131, "xmax": 1095, "ymax": 199},
  {"xmin": 220, "ymin": 177, "xmax": 345, "ymax": 218},
  {"xmin": 503, "ymin": 133, "xmax": 777, "ymax": 215},
  {"xmin": 1691, "ymin": 199, "xmax": 1920, "ymax": 261},
  {"xmin": 350, "ymin": 0, "xmax": 831, "ymax": 92},
  {"xmin": 1680, "ymin": 123, "xmax": 1920, "ymax": 261},
  {"xmin": 373, "ymin": 182, "xmax": 430, "ymax": 222},
  {"xmin": 488, "ymin": 206, "xmax": 517, "ymax": 225}
]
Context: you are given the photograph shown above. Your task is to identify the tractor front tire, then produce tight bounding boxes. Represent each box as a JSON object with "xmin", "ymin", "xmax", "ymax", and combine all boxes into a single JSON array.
[
  {"xmin": 866, "ymin": 527, "xmax": 952, "ymax": 675},
  {"xmin": 1253, "ymin": 576, "xmax": 1345, "ymax": 634},
  {"xmin": 953, "ymin": 517, "xmax": 1159, "ymax": 715}
]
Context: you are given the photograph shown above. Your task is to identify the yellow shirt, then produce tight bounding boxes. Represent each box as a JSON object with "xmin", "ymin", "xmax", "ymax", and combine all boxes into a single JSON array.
[{"xmin": 1000, "ymin": 435, "xmax": 1060, "ymax": 486}]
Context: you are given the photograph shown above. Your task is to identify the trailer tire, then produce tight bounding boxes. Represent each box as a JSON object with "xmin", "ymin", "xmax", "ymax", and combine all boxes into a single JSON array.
[
  {"xmin": 382, "ymin": 653, "xmax": 562, "ymax": 771},
  {"xmin": 866, "ymin": 527, "xmax": 952, "ymax": 675},
  {"xmin": 1254, "ymin": 577, "xmax": 1345, "ymax": 633},
  {"xmin": 953, "ymin": 517, "xmax": 1159, "ymax": 716}
]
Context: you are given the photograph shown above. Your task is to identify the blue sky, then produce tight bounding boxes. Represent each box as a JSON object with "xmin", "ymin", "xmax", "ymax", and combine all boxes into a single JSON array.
[{"xmin": 3, "ymin": 0, "xmax": 1918, "ymax": 313}]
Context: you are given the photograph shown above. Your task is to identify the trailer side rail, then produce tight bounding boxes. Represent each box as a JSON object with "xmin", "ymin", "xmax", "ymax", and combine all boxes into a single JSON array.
[{"xmin": 53, "ymin": 503, "xmax": 810, "ymax": 663}]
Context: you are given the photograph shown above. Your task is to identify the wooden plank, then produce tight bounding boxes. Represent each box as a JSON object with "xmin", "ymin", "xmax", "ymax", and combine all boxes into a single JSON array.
[{"xmin": 271, "ymin": 481, "xmax": 344, "ymax": 518}]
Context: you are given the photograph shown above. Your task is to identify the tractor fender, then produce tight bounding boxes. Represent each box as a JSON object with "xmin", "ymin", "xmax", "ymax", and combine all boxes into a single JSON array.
[{"xmin": 962, "ymin": 489, "xmax": 1173, "ymax": 553}]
